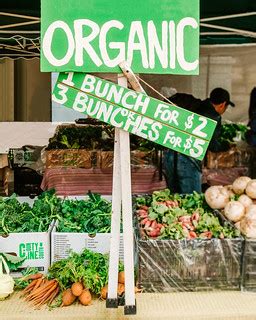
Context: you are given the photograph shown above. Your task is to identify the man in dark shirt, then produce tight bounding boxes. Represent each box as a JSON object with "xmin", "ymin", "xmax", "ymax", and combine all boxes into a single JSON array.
[{"xmin": 163, "ymin": 88, "xmax": 235, "ymax": 194}]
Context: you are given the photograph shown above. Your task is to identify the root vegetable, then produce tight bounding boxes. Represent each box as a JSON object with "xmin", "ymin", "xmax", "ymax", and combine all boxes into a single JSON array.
[
  {"xmin": 235, "ymin": 221, "xmax": 241, "ymax": 230},
  {"xmin": 79, "ymin": 289, "xmax": 92, "ymax": 306},
  {"xmin": 245, "ymin": 180, "xmax": 256, "ymax": 199},
  {"xmin": 232, "ymin": 176, "xmax": 251, "ymax": 195},
  {"xmin": 62, "ymin": 288, "xmax": 76, "ymax": 306},
  {"xmin": 118, "ymin": 271, "xmax": 125, "ymax": 284},
  {"xmin": 224, "ymin": 201, "xmax": 245, "ymax": 222},
  {"xmin": 238, "ymin": 195, "xmax": 253, "ymax": 209},
  {"xmin": 100, "ymin": 285, "xmax": 108, "ymax": 299},
  {"xmin": 117, "ymin": 283, "xmax": 125, "ymax": 295},
  {"xmin": 71, "ymin": 282, "xmax": 83, "ymax": 297},
  {"xmin": 205, "ymin": 186, "xmax": 230, "ymax": 209},
  {"xmin": 224, "ymin": 185, "xmax": 235, "ymax": 197},
  {"xmin": 240, "ymin": 216, "xmax": 256, "ymax": 238},
  {"xmin": 245, "ymin": 204, "xmax": 256, "ymax": 219}
]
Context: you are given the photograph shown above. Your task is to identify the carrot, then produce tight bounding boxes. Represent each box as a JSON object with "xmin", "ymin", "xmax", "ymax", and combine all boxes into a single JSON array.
[
  {"xmin": 24, "ymin": 273, "xmax": 43, "ymax": 281},
  {"xmin": 100, "ymin": 285, "xmax": 108, "ymax": 300},
  {"xmin": 79, "ymin": 289, "xmax": 92, "ymax": 306},
  {"xmin": 32, "ymin": 277, "xmax": 44, "ymax": 292},
  {"xmin": 117, "ymin": 283, "xmax": 125, "ymax": 295},
  {"xmin": 71, "ymin": 282, "xmax": 83, "ymax": 297},
  {"xmin": 62, "ymin": 289, "xmax": 76, "ymax": 306},
  {"xmin": 21, "ymin": 279, "xmax": 38, "ymax": 295},
  {"xmin": 26, "ymin": 280, "xmax": 57, "ymax": 301},
  {"xmin": 118, "ymin": 271, "xmax": 125, "ymax": 284},
  {"xmin": 48, "ymin": 287, "xmax": 60, "ymax": 306},
  {"xmin": 33, "ymin": 282, "xmax": 59, "ymax": 307}
]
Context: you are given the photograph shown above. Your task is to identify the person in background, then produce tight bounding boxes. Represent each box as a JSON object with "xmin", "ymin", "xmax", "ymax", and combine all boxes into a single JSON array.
[
  {"xmin": 246, "ymin": 87, "xmax": 256, "ymax": 146},
  {"xmin": 163, "ymin": 87, "xmax": 235, "ymax": 194}
]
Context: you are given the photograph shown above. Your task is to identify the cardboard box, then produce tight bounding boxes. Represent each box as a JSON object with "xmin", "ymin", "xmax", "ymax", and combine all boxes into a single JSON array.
[
  {"xmin": 0, "ymin": 222, "xmax": 54, "ymax": 277},
  {"xmin": 46, "ymin": 150, "xmax": 92, "ymax": 168},
  {"xmin": 51, "ymin": 226, "xmax": 124, "ymax": 262}
]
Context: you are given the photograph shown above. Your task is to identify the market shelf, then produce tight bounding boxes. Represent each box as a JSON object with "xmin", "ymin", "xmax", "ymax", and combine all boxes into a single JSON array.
[{"xmin": 1, "ymin": 291, "xmax": 256, "ymax": 320}]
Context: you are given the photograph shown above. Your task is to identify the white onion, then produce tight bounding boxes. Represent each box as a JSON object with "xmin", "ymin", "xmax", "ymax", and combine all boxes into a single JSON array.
[
  {"xmin": 205, "ymin": 186, "xmax": 230, "ymax": 209},
  {"xmin": 224, "ymin": 201, "xmax": 245, "ymax": 222},
  {"xmin": 245, "ymin": 180, "xmax": 256, "ymax": 199},
  {"xmin": 238, "ymin": 194, "xmax": 253, "ymax": 209},
  {"xmin": 232, "ymin": 176, "xmax": 251, "ymax": 195}
]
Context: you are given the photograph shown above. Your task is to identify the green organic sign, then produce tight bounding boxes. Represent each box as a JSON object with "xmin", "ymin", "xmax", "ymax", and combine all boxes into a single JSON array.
[
  {"xmin": 41, "ymin": 0, "xmax": 199, "ymax": 74},
  {"xmin": 52, "ymin": 73, "xmax": 216, "ymax": 160},
  {"xmin": 19, "ymin": 242, "xmax": 45, "ymax": 260}
]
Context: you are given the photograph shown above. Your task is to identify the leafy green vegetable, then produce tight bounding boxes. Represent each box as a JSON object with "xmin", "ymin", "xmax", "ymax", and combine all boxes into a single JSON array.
[
  {"xmin": 48, "ymin": 249, "xmax": 122, "ymax": 294},
  {"xmin": 14, "ymin": 267, "xmax": 40, "ymax": 289},
  {"xmin": 57, "ymin": 192, "xmax": 112, "ymax": 233},
  {"xmin": 0, "ymin": 190, "xmax": 61, "ymax": 234},
  {"xmin": 0, "ymin": 253, "xmax": 25, "ymax": 271}
]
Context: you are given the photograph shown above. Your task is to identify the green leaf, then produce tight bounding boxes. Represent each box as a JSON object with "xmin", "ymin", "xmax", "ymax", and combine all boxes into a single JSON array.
[{"xmin": 0, "ymin": 253, "xmax": 25, "ymax": 271}]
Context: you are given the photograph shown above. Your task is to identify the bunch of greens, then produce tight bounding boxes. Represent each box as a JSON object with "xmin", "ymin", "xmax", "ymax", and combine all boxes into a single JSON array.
[
  {"xmin": 0, "ymin": 190, "xmax": 61, "ymax": 234},
  {"xmin": 57, "ymin": 192, "xmax": 112, "ymax": 233},
  {"xmin": 219, "ymin": 123, "xmax": 248, "ymax": 146},
  {"xmin": 48, "ymin": 249, "xmax": 110, "ymax": 293},
  {"xmin": 135, "ymin": 189, "xmax": 240, "ymax": 240}
]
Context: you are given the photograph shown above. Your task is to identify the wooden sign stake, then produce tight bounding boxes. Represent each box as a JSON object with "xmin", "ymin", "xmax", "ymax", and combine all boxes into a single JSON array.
[{"xmin": 106, "ymin": 74, "xmax": 136, "ymax": 315}]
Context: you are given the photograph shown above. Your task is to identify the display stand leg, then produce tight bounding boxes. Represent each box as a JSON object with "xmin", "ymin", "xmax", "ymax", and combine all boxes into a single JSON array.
[
  {"xmin": 106, "ymin": 74, "xmax": 136, "ymax": 315},
  {"xmin": 106, "ymin": 128, "xmax": 121, "ymax": 308}
]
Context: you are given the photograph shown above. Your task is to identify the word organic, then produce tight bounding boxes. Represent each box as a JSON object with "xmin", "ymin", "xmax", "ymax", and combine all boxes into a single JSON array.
[
  {"xmin": 41, "ymin": 0, "xmax": 199, "ymax": 74},
  {"xmin": 53, "ymin": 73, "xmax": 216, "ymax": 160}
]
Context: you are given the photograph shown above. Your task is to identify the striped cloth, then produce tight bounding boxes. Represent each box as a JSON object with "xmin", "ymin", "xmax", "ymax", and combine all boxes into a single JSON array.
[{"xmin": 41, "ymin": 167, "xmax": 167, "ymax": 195}]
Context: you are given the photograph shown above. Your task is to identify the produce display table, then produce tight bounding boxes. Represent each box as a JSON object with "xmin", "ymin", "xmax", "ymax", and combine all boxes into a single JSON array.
[
  {"xmin": 41, "ymin": 167, "xmax": 166, "ymax": 195},
  {"xmin": 2, "ymin": 291, "xmax": 256, "ymax": 320}
]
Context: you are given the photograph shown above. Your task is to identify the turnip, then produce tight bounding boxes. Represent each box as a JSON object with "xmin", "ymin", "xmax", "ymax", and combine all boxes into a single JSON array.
[
  {"xmin": 238, "ymin": 194, "xmax": 253, "ymax": 209},
  {"xmin": 224, "ymin": 185, "xmax": 235, "ymax": 197},
  {"xmin": 245, "ymin": 204, "xmax": 256, "ymax": 219},
  {"xmin": 240, "ymin": 216, "xmax": 256, "ymax": 238},
  {"xmin": 245, "ymin": 180, "xmax": 256, "ymax": 199},
  {"xmin": 224, "ymin": 201, "xmax": 245, "ymax": 222},
  {"xmin": 205, "ymin": 186, "xmax": 230, "ymax": 209},
  {"xmin": 232, "ymin": 176, "xmax": 251, "ymax": 195},
  {"xmin": 0, "ymin": 256, "xmax": 14, "ymax": 300}
]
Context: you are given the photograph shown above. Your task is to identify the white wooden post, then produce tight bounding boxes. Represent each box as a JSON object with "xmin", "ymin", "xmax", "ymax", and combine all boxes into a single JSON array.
[
  {"xmin": 106, "ymin": 128, "xmax": 121, "ymax": 308},
  {"xmin": 107, "ymin": 74, "xmax": 136, "ymax": 315}
]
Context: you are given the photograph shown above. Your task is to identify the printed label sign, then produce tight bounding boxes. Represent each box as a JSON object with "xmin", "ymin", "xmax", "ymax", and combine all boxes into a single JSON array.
[
  {"xmin": 52, "ymin": 73, "xmax": 216, "ymax": 160},
  {"xmin": 41, "ymin": 0, "xmax": 199, "ymax": 74}
]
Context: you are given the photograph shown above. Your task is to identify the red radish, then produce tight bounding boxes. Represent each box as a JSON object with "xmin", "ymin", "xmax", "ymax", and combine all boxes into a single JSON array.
[
  {"xmin": 140, "ymin": 217, "xmax": 149, "ymax": 225},
  {"xmin": 140, "ymin": 206, "xmax": 149, "ymax": 211},
  {"xmin": 151, "ymin": 220, "xmax": 158, "ymax": 229},
  {"xmin": 179, "ymin": 216, "xmax": 191, "ymax": 223},
  {"xmin": 200, "ymin": 231, "xmax": 212, "ymax": 239},
  {"xmin": 192, "ymin": 211, "xmax": 200, "ymax": 222},
  {"xmin": 144, "ymin": 220, "xmax": 152, "ymax": 228},
  {"xmin": 189, "ymin": 231, "xmax": 197, "ymax": 238}
]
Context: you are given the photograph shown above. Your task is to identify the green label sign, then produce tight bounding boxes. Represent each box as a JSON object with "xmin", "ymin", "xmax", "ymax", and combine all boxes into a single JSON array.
[
  {"xmin": 19, "ymin": 242, "xmax": 45, "ymax": 260},
  {"xmin": 41, "ymin": 0, "xmax": 199, "ymax": 74},
  {"xmin": 52, "ymin": 73, "xmax": 216, "ymax": 160}
]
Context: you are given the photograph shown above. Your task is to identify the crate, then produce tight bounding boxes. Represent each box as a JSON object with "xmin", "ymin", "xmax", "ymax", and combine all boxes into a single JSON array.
[
  {"xmin": 206, "ymin": 147, "xmax": 254, "ymax": 169},
  {"xmin": 0, "ymin": 221, "xmax": 54, "ymax": 277},
  {"xmin": 45, "ymin": 150, "xmax": 93, "ymax": 168},
  {"xmin": 241, "ymin": 239, "xmax": 256, "ymax": 292},
  {"xmin": 137, "ymin": 237, "xmax": 243, "ymax": 292}
]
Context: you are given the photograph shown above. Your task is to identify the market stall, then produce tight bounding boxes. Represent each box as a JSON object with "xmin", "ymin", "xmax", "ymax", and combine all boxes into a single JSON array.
[{"xmin": 1, "ymin": 0, "xmax": 256, "ymax": 319}]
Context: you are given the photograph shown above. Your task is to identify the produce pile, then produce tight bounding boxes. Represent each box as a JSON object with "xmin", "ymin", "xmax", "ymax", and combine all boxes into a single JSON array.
[
  {"xmin": 57, "ymin": 192, "xmax": 112, "ymax": 233},
  {"xmin": 205, "ymin": 177, "xmax": 256, "ymax": 238},
  {"xmin": 0, "ymin": 190, "xmax": 61, "ymax": 234},
  {"xmin": 16, "ymin": 249, "xmax": 126, "ymax": 309},
  {"xmin": 135, "ymin": 189, "xmax": 239, "ymax": 240},
  {"xmin": 219, "ymin": 123, "xmax": 248, "ymax": 147},
  {"xmin": 46, "ymin": 125, "xmax": 159, "ymax": 151},
  {"xmin": 0, "ymin": 191, "xmax": 112, "ymax": 234}
]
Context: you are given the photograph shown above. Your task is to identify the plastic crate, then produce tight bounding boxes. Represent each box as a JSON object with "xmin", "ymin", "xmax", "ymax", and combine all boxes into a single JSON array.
[
  {"xmin": 242, "ymin": 239, "xmax": 256, "ymax": 292},
  {"xmin": 135, "ymin": 209, "xmax": 244, "ymax": 292}
]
